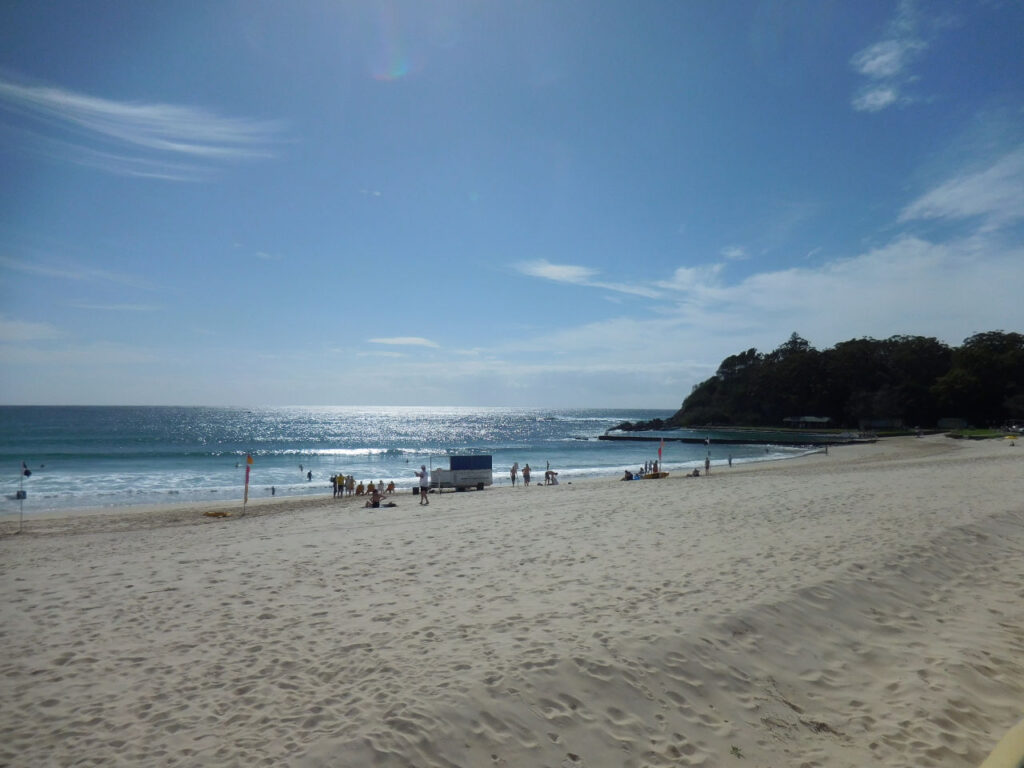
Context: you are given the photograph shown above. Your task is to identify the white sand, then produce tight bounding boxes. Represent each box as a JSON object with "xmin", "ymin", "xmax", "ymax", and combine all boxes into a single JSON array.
[{"xmin": 1, "ymin": 435, "xmax": 1022, "ymax": 767}]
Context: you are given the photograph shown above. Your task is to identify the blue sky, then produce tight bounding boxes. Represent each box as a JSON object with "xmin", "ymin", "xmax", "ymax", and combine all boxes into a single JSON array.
[{"xmin": 1, "ymin": 0, "xmax": 1022, "ymax": 407}]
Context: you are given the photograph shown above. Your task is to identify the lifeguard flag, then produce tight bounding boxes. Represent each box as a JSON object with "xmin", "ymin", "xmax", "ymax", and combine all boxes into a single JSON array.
[{"xmin": 244, "ymin": 454, "xmax": 253, "ymax": 503}]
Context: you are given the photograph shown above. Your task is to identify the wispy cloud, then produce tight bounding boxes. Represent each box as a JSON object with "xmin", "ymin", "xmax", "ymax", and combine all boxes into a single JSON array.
[
  {"xmin": 68, "ymin": 303, "xmax": 162, "ymax": 312},
  {"xmin": 851, "ymin": 85, "xmax": 900, "ymax": 113},
  {"xmin": 518, "ymin": 261, "xmax": 598, "ymax": 284},
  {"xmin": 368, "ymin": 336, "xmax": 440, "ymax": 348},
  {"xmin": 849, "ymin": 0, "xmax": 928, "ymax": 112},
  {"xmin": 0, "ymin": 76, "xmax": 285, "ymax": 180},
  {"xmin": 516, "ymin": 259, "xmax": 662, "ymax": 299},
  {"xmin": 720, "ymin": 246, "xmax": 748, "ymax": 261},
  {"xmin": 0, "ymin": 315, "xmax": 63, "ymax": 343},
  {"xmin": 0, "ymin": 255, "xmax": 153, "ymax": 290},
  {"xmin": 899, "ymin": 146, "xmax": 1024, "ymax": 230},
  {"xmin": 656, "ymin": 264, "xmax": 725, "ymax": 294}
]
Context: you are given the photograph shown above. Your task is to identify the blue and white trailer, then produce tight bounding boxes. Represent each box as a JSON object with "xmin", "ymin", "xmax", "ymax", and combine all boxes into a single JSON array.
[{"xmin": 429, "ymin": 455, "xmax": 493, "ymax": 491}]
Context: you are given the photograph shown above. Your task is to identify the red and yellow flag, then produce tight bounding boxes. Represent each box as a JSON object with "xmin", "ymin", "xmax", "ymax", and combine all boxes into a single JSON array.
[{"xmin": 244, "ymin": 454, "xmax": 253, "ymax": 503}]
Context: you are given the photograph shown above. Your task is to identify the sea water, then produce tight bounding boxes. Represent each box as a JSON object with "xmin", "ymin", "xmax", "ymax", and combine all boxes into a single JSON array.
[{"xmin": 0, "ymin": 406, "xmax": 811, "ymax": 515}]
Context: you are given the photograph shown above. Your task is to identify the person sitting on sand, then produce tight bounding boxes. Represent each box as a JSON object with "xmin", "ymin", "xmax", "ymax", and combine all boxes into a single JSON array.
[
  {"xmin": 622, "ymin": 469, "xmax": 633, "ymax": 481},
  {"xmin": 366, "ymin": 481, "xmax": 376, "ymax": 494},
  {"xmin": 356, "ymin": 481, "xmax": 365, "ymax": 495},
  {"xmin": 364, "ymin": 488, "xmax": 397, "ymax": 509}
]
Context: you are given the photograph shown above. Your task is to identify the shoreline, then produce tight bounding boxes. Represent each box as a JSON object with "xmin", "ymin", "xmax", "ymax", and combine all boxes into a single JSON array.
[
  {"xmin": 2, "ymin": 434, "xmax": 1021, "ymax": 766},
  {"xmin": 0, "ymin": 443, "xmax": 824, "ymax": 535}
]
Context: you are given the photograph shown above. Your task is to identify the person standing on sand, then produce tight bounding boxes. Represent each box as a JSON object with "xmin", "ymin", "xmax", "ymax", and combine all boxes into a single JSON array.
[
  {"xmin": 704, "ymin": 456, "xmax": 711, "ymax": 475},
  {"xmin": 415, "ymin": 465, "xmax": 430, "ymax": 505},
  {"xmin": 511, "ymin": 462, "xmax": 519, "ymax": 486},
  {"xmin": 522, "ymin": 464, "xmax": 531, "ymax": 486}
]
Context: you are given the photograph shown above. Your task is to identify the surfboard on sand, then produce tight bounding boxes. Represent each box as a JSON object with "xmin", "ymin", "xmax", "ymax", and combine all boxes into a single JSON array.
[
  {"xmin": 643, "ymin": 472, "xmax": 669, "ymax": 479},
  {"xmin": 978, "ymin": 718, "xmax": 1024, "ymax": 768}
]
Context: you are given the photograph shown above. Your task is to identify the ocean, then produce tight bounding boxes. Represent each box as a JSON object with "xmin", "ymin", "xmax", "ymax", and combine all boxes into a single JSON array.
[{"xmin": 0, "ymin": 406, "xmax": 812, "ymax": 515}]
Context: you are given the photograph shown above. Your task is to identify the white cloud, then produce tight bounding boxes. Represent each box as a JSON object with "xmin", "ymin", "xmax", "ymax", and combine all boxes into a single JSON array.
[
  {"xmin": 849, "ymin": 1, "xmax": 930, "ymax": 112},
  {"xmin": 0, "ymin": 76, "xmax": 285, "ymax": 180},
  {"xmin": 0, "ymin": 339, "xmax": 160, "ymax": 366},
  {"xmin": 501, "ymin": 228, "xmax": 1022, "ymax": 399},
  {"xmin": 0, "ymin": 315, "xmax": 63, "ymax": 343},
  {"xmin": 851, "ymin": 38, "xmax": 924, "ymax": 79},
  {"xmin": 899, "ymin": 147, "xmax": 1024, "ymax": 230},
  {"xmin": 517, "ymin": 260, "xmax": 598, "ymax": 284},
  {"xmin": 68, "ymin": 303, "xmax": 162, "ymax": 312},
  {"xmin": 368, "ymin": 336, "xmax": 440, "ymax": 348},
  {"xmin": 0, "ymin": 255, "xmax": 153, "ymax": 290},
  {"xmin": 720, "ymin": 246, "xmax": 748, "ymax": 261},
  {"xmin": 851, "ymin": 86, "xmax": 900, "ymax": 113},
  {"xmin": 516, "ymin": 259, "xmax": 662, "ymax": 299},
  {"xmin": 656, "ymin": 264, "xmax": 725, "ymax": 294}
]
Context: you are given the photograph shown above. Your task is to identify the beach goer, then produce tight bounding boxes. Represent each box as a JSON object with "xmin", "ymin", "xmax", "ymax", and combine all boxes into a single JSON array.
[
  {"xmin": 728, "ymin": 454, "xmax": 733, "ymax": 467},
  {"xmin": 704, "ymin": 456, "xmax": 710, "ymax": 475},
  {"xmin": 511, "ymin": 462, "xmax": 519, "ymax": 486},
  {"xmin": 364, "ymin": 488, "xmax": 398, "ymax": 509},
  {"xmin": 307, "ymin": 470, "xmax": 313, "ymax": 481},
  {"xmin": 346, "ymin": 475, "xmax": 355, "ymax": 496},
  {"xmin": 386, "ymin": 481, "xmax": 395, "ymax": 495},
  {"xmin": 367, "ymin": 481, "xmax": 376, "ymax": 495},
  {"xmin": 622, "ymin": 469, "xmax": 633, "ymax": 481},
  {"xmin": 415, "ymin": 465, "xmax": 430, "ymax": 505},
  {"xmin": 356, "ymin": 481, "xmax": 365, "ymax": 496},
  {"xmin": 271, "ymin": 486, "xmax": 275, "ymax": 496},
  {"xmin": 522, "ymin": 464, "xmax": 531, "ymax": 486}
]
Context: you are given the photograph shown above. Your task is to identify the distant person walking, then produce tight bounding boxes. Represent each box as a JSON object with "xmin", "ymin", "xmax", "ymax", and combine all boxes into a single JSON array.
[
  {"xmin": 510, "ymin": 462, "xmax": 519, "ymax": 486},
  {"xmin": 522, "ymin": 464, "xmax": 531, "ymax": 486},
  {"xmin": 415, "ymin": 465, "xmax": 430, "ymax": 505}
]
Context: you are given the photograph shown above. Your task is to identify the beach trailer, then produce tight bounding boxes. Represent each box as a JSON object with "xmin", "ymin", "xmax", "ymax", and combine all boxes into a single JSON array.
[{"xmin": 430, "ymin": 455, "xmax": 493, "ymax": 491}]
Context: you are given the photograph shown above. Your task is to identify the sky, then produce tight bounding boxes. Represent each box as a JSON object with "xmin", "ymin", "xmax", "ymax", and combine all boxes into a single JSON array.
[{"xmin": 1, "ymin": 0, "xmax": 1022, "ymax": 408}]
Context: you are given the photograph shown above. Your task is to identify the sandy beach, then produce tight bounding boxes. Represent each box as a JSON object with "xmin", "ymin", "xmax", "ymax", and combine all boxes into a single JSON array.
[{"xmin": 1, "ymin": 435, "xmax": 1022, "ymax": 767}]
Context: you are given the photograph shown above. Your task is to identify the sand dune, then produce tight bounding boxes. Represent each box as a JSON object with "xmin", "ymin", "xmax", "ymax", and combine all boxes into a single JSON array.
[{"xmin": 1, "ymin": 435, "xmax": 1021, "ymax": 767}]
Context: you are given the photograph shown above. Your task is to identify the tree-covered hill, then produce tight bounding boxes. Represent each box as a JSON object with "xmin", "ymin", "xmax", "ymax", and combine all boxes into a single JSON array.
[{"xmin": 643, "ymin": 331, "xmax": 1024, "ymax": 430}]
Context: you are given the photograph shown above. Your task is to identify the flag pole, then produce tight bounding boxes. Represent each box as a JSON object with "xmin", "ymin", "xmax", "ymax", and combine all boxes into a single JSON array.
[
  {"xmin": 242, "ymin": 454, "xmax": 253, "ymax": 516},
  {"xmin": 17, "ymin": 461, "xmax": 31, "ymax": 533}
]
